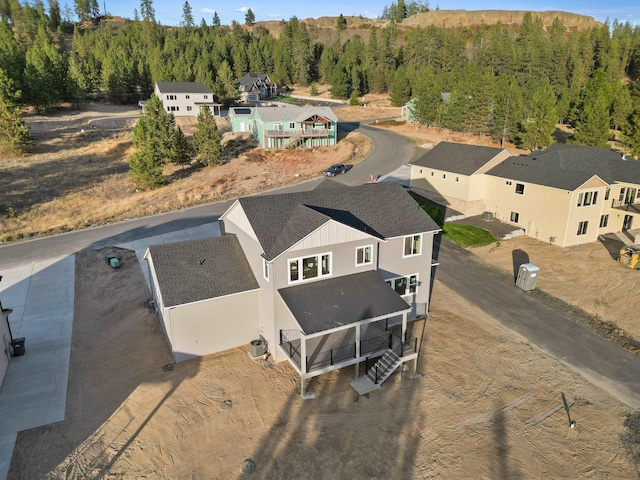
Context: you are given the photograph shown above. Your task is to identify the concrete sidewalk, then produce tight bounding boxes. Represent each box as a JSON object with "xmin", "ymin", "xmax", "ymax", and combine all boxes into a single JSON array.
[{"xmin": 0, "ymin": 221, "xmax": 219, "ymax": 479}]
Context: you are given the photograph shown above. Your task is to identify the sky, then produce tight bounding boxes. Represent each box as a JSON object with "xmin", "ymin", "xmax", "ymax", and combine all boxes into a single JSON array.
[{"xmin": 92, "ymin": 0, "xmax": 640, "ymax": 27}]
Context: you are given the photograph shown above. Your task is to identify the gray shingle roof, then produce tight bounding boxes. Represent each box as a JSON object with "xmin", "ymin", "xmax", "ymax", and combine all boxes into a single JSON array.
[
  {"xmin": 278, "ymin": 271, "xmax": 411, "ymax": 335},
  {"xmin": 155, "ymin": 82, "xmax": 213, "ymax": 95},
  {"xmin": 148, "ymin": 236, "xmax": 258, "ymax": 308},
  {"xmin": 237, "ymin": 180, "xmax": 441, "ymax": 261},
  {"xmin": 410, "ymin": 141, "xmax": 507, "ymax": 175},
  {"xmin": 238, "ymin": 73, "xmax": 274, "ymax": 88},
  {"xmin": 486, "ymin": 143, "xmax": 640, "ymax": 190},
  {"xmin": 253, "ymin": 106, "xmax": 338, "ymax": 123}
]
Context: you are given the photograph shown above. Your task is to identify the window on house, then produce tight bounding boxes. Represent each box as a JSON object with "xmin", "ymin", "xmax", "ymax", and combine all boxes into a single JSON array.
[
  {"xmin": 506, "ymin": 181, "xmax": 512, "ymax": 186},
  {"xmin": 288, "ymin": 253, "xmax": 332, "ymax": 283},
  {"xmin": 289, "ymin": 122, "xmax": 295, "ymax": 129},
  {"xmin": 263, "ymin": 258, "xmax": 269, "ymax": 281},
  {"xmin": 185, "ymin": 95, "xmax": 190, "ymax": 99},
  {"xmin": 455, "ymin": 177, "xmax": 459, "ymax": 182},
  {"xmin": 356, "ymin": 245, "xmax": 373, "ymax": 266},
  {"xmin": 577, "ymin": 221, "xmax": 589, "ymax": 236},
  {"xmin": 403, "ymin": 235, "xmax": 422, "ymax": 257},
  {"xmin": 386, "ymin": 274, "xmax": 419, "ymax": 296},
  {"xmin": 510, "ymin": 211, "xmax": 519, "ymax": 223},
  {"xmin": 204, "ymin": 95, "xmax": 208, "ymax": 99},
  {"xmin": 577, "ymin": 191, "xmax": 598, "ymax": 207},
  {"xmin": 515, "ymin": 183, "xmax": 525, "ymax": 195},
  {"xmin": 442, "ymin": 174, "xmax": 446, "ymax": 179},
  {"xmin": 167, "ymin": 95, "xmax": 176, "ymax": 100},
  {"xmin": 599, "ymin": 214, "xmax": 609, "ymax": 228},
  {"xmin": 605, "ymin": 187, "xmax": 610, "ymax": 201},
  {"xmin": 619, "ymin": 188, "xmax": 626, "ymax": 201},
  {"xmin": 186, "ymin": 106, "xmax": 192, "ymax": 111},
  {"xmin": 430, "ymin": 172, "xmax": 434, "ymax": 177},
  {"xmin": 419, "ymin": 169, "xmax": 423, "ymax": 174}
]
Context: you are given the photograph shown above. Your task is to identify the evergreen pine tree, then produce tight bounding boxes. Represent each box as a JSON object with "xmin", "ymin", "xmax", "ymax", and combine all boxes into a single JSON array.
[
  {"xmin": 140, "ymin": 0, "xmax": 155, "ymax": 22},
  {"xmin": 491, "ymin": 74, "xmax": 524, "ymax": 147},
  {"xmin": 337, "ymin": 14, "xmax": 347, "ymax": 30},
  {"xmin": 171, "ymin": 126, "xmax": 191, "ymax": 168},
  {"xmin": 0, "ymin": 92, "xmax": 33, "ymax": 155},
  {"xmin": 520, "ymin": 80, "xmax": 558, "ymax": 150},
  {"xmin": 389, "ymin": 66, "xmax": 410, "ymax": 106},
  {"xmin": 181, "ymin": 1, "xmax": 193, "ymax": 28},
  {"xmin": 214, "ymin": 60, "xmax": 239, "ymax": 107},
  {"xmin": 245, "ymin": 8, "xmax": 255, "ymax": 26},
  {"xmin": 212, "ymin": 11, "xmax": 220, "ymax": 26},
  {"xmin": 573, "ymin": 94, "xmax": 611, "ymax": 147},
  {"xmin": 193, "ymin": 105, "xmax": 223, "ymax": 166}
]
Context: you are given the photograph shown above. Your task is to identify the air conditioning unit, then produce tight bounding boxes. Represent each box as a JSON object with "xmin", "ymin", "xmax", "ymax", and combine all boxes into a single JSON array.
[
  {"xmin": 249, "ymin": 338, "xmax": 267, "ymax": 357},
  {"xmin": 482, "ymin": 211, "xmax": 494, "ymax": 222}
]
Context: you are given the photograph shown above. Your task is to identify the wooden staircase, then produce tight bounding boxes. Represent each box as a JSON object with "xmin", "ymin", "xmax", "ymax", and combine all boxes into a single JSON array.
[{"xmin": 284, "ymin": 133, "xmax": 303, "ymax": 148}]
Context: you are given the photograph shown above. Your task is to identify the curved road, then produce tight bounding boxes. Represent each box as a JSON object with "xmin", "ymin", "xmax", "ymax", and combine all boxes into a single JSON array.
[{"xmin": 0, "ymin": 122, "xmax": 419, "ymax": 268}]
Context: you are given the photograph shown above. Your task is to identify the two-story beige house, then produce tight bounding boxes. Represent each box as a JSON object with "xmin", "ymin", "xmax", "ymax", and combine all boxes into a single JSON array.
[
  {"xmin": 145, "ymin": 181, "xmax": 441, "ymax": 395},
  {"xmin": 153, "ymin": 82, "xmax": 222, "ymax": 117},
  {"xmin": 410, "ymin": 142, "xmax": 640, "ymax": 247}
]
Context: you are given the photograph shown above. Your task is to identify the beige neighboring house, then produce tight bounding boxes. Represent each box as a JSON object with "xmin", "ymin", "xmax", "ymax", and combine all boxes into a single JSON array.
[
  {"xmin": 409, "ymin": 142, "xmax": 512, "ymax": 215},
  {"xmin": 410, "ymin": 142, "xmax": 640, "ymax": 247},
  {"xmin": 153, "ymin": 82, "xmax": 222, "ymax": 117}
]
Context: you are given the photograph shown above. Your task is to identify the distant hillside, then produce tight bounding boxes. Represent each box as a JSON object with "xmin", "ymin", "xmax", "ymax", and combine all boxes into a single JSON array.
[{"xmin": 250, "ymin": 10, "xmax": 598, "ymax": 42}]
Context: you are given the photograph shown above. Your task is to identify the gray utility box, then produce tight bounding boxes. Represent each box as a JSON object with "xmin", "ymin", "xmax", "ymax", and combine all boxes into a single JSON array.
[
  {"xmin": 249, "ymin": 338, "xmax": 267, "ymax": 357},
  {"xmin": 516, "ymin": 263, "xmax": 539, "ymax": 291}
]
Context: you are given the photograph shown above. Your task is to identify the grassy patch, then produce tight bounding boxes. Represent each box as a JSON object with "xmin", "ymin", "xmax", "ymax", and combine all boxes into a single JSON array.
[
  {"xmin": 373, "ymin": 119, "xmax": 406, "ymax": 126},
  {"xmin": 442, "ymin": 223, "xmax": 496, "ymax": 248},
  {"xmin": 411, "ymin": 194, "xmax": 444, "ymax": 226}
]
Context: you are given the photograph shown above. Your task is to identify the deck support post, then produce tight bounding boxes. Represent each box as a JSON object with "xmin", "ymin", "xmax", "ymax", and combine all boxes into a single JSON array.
[
  {"xmin": 301, "ymin": 377, "xmax": 306, "ymax": 397},
  {"xmin": 355, "ymin": 324, "xmax": 361, "ymax": 378},
  {"xmin": 401, "ymin": 311, "xmax": 408, "ymax": 343}
]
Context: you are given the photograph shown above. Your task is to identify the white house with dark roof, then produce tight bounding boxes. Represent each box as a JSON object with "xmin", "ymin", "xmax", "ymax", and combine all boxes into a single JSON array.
[
  {"xmin": 153, "ymin": 82, "xmax": 222, "ymax": 117},
  {"xmin": 237, "ymin": 73, "xmax": 278, "ymax": 103},
  {"xmin": 410, "ymin": 142, "xmax": 640, "ymax": 247},
  {"xmin": 145, "ymin": 180, "xmax": 441, "ymax": 395}
]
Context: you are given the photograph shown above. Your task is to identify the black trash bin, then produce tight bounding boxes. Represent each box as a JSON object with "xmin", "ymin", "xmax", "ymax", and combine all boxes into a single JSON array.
[{"xmin": 11, "ymin": 338, "xmax": 25, "ymax": 356}]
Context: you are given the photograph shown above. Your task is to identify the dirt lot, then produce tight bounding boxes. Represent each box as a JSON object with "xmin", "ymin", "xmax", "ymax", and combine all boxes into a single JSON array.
[
  {"xmin": 1, "ymin": 103, "xmax": 370, "ymax": 241},
  {"xmin": 471, "ymin": 235, "xmax": 640, "ymax": 342},
  {"xmin": 8, "ymin": 248, "xmax": 637, "ymax": 479}
]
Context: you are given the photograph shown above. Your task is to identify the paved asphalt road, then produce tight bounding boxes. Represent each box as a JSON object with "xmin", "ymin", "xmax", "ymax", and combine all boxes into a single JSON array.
[
  {"xmin": 0, "ymin": 122, "xmax": 421, "ymax": 268},
  {"xmin": 2, "ymin": 120, "xmax": 639, "ymax": 408},
  {"xmin": 435, "ymin": 240, "xmax": 640, "ymax": 409}
]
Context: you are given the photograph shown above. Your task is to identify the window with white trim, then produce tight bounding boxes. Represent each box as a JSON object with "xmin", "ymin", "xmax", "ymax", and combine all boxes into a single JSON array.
[
  {"xmin": 289, "ymin": 253, "xmax": 331, "ymax": 283},
  {"xmin": 577, "ymin": 221, "xmax": 588, "ymax": 236},
  {"xmin": 604, "ymin": 187, "xmax": 610, "ymax": 200},
  {"xmin": 185, "ymin": 94, "xmax": 190, "ymax": 99},
  {"xmin": 186, "ymin": 106, "xmax": 192, "ymax": 111},
  {"xmin": 263, "ymin": 258, "xmax": 269, "ymax": 281},
  {"xmin": 385, "ymin": 274, "xmax": 418, "ymax": 296},
  {"xmin": 510, "ymin": 211, "xmax": 519, "ymax": 223},
  {"xmin": 204, "ymin": 95, "xmax": 208, "ymax": 99},
  {"xmin": 455, "ymin": 176, "xmax": 459, "ymax": 182},
  {"xmin": 167, "ymin": 94, "xmax": 176, "ymax": 100},
  {"xmin": 577, "ymin": 190, "xmax": 598, "ymax": 207},
  {"xmin": 515, "ymin": 183, "xmax": 525, "ymax": 195},
  {"xmin": 403, "ymin": 234, "xmax": 422, "ymax": 257},
  {"xmin": 355, "ymin": 245, "xmax": 373, "ymax": 266},
  {"xmin": 599, "ymin": 214, "xmax": 609, "ymax": 228},
  {"xmin": 289, "ymin": 122, "xmax": 295, "ymax": 128}
]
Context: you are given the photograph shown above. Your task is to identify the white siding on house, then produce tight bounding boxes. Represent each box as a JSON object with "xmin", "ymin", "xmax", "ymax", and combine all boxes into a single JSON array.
[
  {"xmin": 288, "ymin": 220, "xmax": 379, "ymax": 252},
  {"xmin": 222, "ymin": 201, "xmax": 260, "ymax": 242}
]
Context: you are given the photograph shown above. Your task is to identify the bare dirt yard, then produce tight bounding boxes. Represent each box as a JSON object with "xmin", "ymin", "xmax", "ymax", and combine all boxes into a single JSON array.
[
  {"xmin": 1, "ymin": 103, "xmax": 370, "ymax": 242},
  {"xmin": 471, "ymin": 235, "xmax": 640, "ymax": 342},
  {"xmin": 8, "ymin": 248, "xmax": 637, "ymax": 479}
]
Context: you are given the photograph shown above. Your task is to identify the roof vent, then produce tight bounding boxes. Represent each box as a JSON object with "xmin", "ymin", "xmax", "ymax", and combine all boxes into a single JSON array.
[{"xmin": 622, "ymin": 154, "xmax": 627, "ymax": 160}]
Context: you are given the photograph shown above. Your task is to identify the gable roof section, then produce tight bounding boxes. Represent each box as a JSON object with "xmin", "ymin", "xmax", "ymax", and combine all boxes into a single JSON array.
[
  {"xmin": 486, "ymin": 143, "xmax": 640, "ymax": 190},
  {"xmin": 155, "ymin": 82, "xmax": 213, "ymax": 95},
  {"xmin": 278, "ymin": 271, "xmax": 411, "ymax": 335},
  {"xmin": 410, "ymin": 142, "xmax": 507, "ymax": 176},
  {"xmin": 238, "ymin": 73, "xmax": 275, "ymax": 88},
  {"xmin": 148, "ymin": 236, "xmax": 258, "ymax": 308},
  {"xmin": 253, "ymin": 106, "xmax": 338, "ymax": 124},
  {"xmin": 237, "ymin": 181, "xmax": 441, "ymax": 261}
]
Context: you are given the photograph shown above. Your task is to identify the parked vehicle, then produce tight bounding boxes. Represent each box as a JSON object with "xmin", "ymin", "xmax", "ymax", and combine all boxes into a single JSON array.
[{"xmin": 323, "ymin": 163, "xmax": 347, "ymax": 176}]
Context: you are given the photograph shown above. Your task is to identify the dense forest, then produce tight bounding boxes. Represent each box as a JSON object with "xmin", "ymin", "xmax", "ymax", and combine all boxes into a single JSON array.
[{"xmin": 1, "ymin": 0, "xmax": 640, "ymax": 156}]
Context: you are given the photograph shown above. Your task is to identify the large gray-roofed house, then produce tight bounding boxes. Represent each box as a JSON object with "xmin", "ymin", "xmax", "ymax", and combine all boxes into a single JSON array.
[
  {"xmin": 147, "ymin": 180, "xmax": 441, "ymax": 395},
  {"xmin": 410, "ymin": 141, "xmax": 509, "ymax": 176},
  {"xmin": 409, "ymin": 141, "xmax": 640, "ymax": 248},
  {"xmin": 486, "ymin": 143, "xmax": 640, "ymax": 190},
  {"xmin": 237, "ymin": 73, "xmax": 278, "ymax": 103},
  {"xmin": 237, "ymin": 181, "xmax": 440, "ymax": 261}
]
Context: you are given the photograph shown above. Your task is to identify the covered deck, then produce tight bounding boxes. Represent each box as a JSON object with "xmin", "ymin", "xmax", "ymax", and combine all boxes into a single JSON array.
[{"xmin": 277, "ymin": 271, "xmax": 420, "ymax": 396}]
